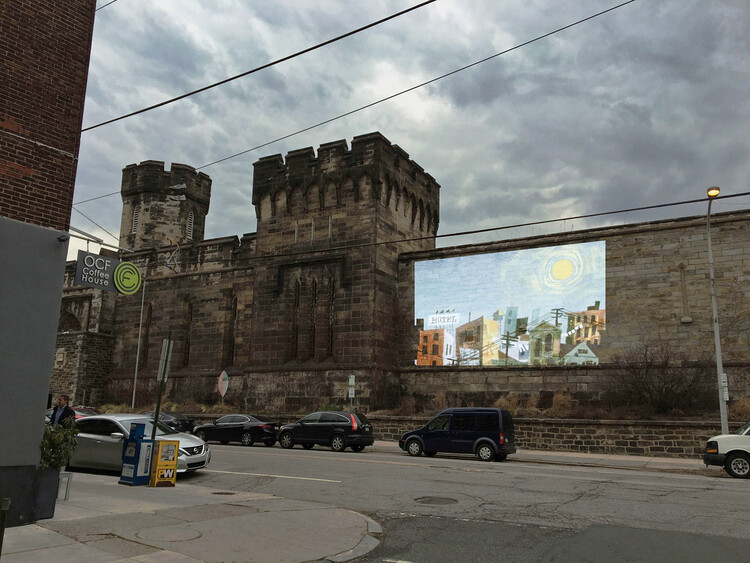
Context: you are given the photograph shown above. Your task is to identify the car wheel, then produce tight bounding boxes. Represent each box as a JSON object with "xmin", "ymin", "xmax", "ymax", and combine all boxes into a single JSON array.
[
  {"xmin": 302, "ymin": 443, "xmax": 315, "ymax": 450},
  {"xmin": 241, "ymin": 432, "xmax": 254, "ymax": 447},
  {"xmin": 351, "ymin": 445, "xmax": 365, "ymax": 452},
  {"xmin": 264, "ymin": 439, "xmax": 276, "ymax": 447},
  {"xmin": 406, "ymin": 439, "xmax": 423, "ymax": 457},
  {"xmin": 279, "ymin": 431, "xmax": 294, "ymax": 449},
  {"xmin": 330, "ymin": 434, "xmax": 346, "ymax": 452},
  {"xmin": 476, "ymin": 443, "xmax": 495, "ymax": 462},
  {"xmin": 195, "ymin": 430, "xmax": 207, "ymax": 442},
  {"xmin": 496, "ymin": 452, "xmax": 508, "ymax": 462},
  {"xmin": 724, "ymin": 452, "xmax": 750, "ymax": 478},
  {"xmin": 424, "ymin": 451, "xmax": 436, "ymax": 457}
]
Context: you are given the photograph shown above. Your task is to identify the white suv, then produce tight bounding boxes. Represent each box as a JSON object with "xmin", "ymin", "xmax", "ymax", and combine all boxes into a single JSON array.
[{"xmin": 703, "ymin": 420, "xmax": 750, "ymax": 478}]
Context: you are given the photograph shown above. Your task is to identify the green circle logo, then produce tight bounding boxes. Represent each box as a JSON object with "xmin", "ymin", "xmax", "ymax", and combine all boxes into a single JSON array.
[{"xmin": 114, "ymin": 262, "xmax": 142, "ymax": 295}]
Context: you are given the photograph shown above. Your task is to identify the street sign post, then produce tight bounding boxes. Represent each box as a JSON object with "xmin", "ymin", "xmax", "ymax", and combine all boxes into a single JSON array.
[{"xmin": 151, "ymin": 336, "xmax": 173, "ymax": 440}]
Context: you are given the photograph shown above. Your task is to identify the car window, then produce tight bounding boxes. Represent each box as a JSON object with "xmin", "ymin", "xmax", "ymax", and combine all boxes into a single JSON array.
[
  {"xmin": 354, "ymin": 413, "xmax": 370, "ymax": 425},
  {"xmin": 240, "ymin": 415, "xmax": 259, "ymax": 423},
  {"xmin": 301, "ymin": 412, "xmax": 322, "ymax": 424},
  {"xmin": 122, "ymin": 418, "xmax": 177, "ymax": 436},
  {"xmin": 427, "ymin": 414, "xmax": 450, "ymax": 431},
  {"xmin": 735, "ymin": 421, "xmax": 750, "ymax": 435},
  {"xmin": 453, "ymin": 414, "xmax": 474, "ymax": 431},
  {"xmin": 216, "ymin": 415, "xmax": 234, "ymax": 424},
  {"xmin": 475, "ymin": 413, "xmax": 498, "ymax": 431},
  {"xmin": 320, "ymin": 413, "xmax": 341, "ymax": 423},
  {"xmin": 77, "ymin": 419, "xmax": 121, "ymax": 436}
]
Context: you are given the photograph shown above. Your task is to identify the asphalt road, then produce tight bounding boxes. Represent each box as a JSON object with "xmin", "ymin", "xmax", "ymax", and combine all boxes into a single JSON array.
[{"xmin": 186, "ymin": 443, "xmax": 750, "ymax": 562}]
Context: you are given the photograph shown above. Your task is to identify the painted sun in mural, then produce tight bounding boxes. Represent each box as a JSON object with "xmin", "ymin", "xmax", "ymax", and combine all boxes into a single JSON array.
[{"xmin": 551, "ymin": 259, "xmax": 574, "ymax": 280}]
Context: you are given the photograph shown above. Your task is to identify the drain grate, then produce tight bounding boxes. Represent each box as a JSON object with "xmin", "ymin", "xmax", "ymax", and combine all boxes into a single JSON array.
[
  {"xmin": 415, "ymin": 496, "xmax": 457, "ymax": 505},
  {"xmin": 211, "ymin": 491, "xmax": 236, "ymax": 495}
]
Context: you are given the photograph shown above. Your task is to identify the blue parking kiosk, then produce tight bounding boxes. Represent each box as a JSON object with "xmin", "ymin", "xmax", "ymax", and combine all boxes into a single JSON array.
[{"xmin": 119, "ymin": 422, "xmax": 154, "ymax": 486}]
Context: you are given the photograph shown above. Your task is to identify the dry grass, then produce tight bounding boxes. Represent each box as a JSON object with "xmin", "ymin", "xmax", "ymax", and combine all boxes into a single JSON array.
[{"xmin": 729, "ymin": 397, "xmax": 750, "ymax": 421}]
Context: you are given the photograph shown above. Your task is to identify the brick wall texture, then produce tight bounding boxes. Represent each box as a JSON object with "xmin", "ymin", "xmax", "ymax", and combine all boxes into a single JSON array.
[{"xmin": 0, "ymin": 0, "xmax": 96, "ymax": 230}]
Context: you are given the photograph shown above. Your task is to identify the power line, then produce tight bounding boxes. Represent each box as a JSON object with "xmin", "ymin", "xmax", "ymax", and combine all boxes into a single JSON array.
[
  {"xmin": 74, "ymin": 191, "xmax": 120, "ymax": 206},
  {"xmin": 96, "ymin": 0, "xmax": 119, "ymax": 11},
  {"xmin": 72, "ymin": 207, "xmax": 120, "ymax": 244},
  {"xmin": 196, "ymin": 0, "xmax": 637, "ymax": 170},
  {"xmin": 70, "ymin": 191, "xmax": 750, "ymax": 265},
  {"xmin": 74, "ymin": 0, "xmax": 636, "ymax": 206},
  {"xmin": 81, "ymin": 0, "xmax": 437, "ymax": 132}
]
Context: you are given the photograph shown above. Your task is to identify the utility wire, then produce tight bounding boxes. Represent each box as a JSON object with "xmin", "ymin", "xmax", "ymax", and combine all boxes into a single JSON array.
[
  {"xmin": 96, "ymin": 0, "xmax": 119, "ymax": 10},
  {"xmin": 74, "ymin": 0, "xmax": 636, "ymax": 205},
  {"xmin": 81, "ymin": 0, "xmax": 437, "ymax": 132},
  {"xmin": 71, "ymin": 191, "xmax": 750, "ymax": 265},
  {"xmin": 72, "ymin": 207, "xmax": 120, "ymax": 243},
  {"xmin": 196, "ymin": 0, "xmax": 637, "ymax": 170}
]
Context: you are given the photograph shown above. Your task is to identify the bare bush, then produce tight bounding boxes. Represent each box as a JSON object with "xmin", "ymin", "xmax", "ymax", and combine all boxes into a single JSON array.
[
  {"xmin": 606, "ymin": 342, "xmax": 715, "ymax": 414},
  {"xmin": 549, "ymin": 392, "xmax": 573, "ymax": 417},
  {"xmin": 729, "ymin": 397, "xmax": 750, "ymax": 421},
  {"xmin": 494, "ymin": 393, "xmax": 520, "ymax": 413}
]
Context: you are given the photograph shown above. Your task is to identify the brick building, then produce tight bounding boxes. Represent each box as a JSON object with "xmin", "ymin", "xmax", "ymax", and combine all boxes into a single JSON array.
[
  {"xmin": 55, "ymin": 132, "xmax": 750, "ymax": 410},
  {"xmin": 0, "ymin": 1, "xmax": 96, "ymax": 231}
]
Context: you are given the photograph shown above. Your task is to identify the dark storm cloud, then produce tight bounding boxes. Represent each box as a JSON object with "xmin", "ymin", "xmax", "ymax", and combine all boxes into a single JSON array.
[{"xmin": 68, "ymin": 1, "xmax": 750, "ymax": 259}]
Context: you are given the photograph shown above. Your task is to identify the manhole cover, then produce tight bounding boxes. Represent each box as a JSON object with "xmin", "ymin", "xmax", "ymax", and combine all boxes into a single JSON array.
[
  {"xmin": 415, "ymin": 496, "xmax": 458, "ymax": 505},
  {"xmin": 211, "ymin": 491, "xmax": 236, "ymax": 495}
]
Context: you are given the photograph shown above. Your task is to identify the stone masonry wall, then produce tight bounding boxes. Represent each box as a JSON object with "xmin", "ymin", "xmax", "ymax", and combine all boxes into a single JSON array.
[{"xmin": 364, "ymin": 415, "xmax": 733, "ymax": 458}]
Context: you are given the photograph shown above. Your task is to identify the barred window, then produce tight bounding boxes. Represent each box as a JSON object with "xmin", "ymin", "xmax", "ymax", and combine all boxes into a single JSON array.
[
  {"xmin": 187, "ymin": 210, "xmax": 194, "ymax": 240},
  {"xmin": 132, "ymin": 205, "xmax": 140, "ymax": 234}
]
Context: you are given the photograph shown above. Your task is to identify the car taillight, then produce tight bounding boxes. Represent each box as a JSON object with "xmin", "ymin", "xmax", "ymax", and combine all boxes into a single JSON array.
[
  {"xmin": 498, "ymin": 433, "xmax": 505, "ymax": 444},
  {"xmin": 259, "ymin": 424, "xmax": 271, "ymax": 429},
  {"xmin": 350, "ymin": 414, "xmax": 358, "ymax": 431}
]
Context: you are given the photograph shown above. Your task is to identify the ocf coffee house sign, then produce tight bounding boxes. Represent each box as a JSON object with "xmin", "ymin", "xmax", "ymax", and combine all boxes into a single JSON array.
[{"xmin": 75, "ymin": 250, "xmax": 142, "ymax": 295}]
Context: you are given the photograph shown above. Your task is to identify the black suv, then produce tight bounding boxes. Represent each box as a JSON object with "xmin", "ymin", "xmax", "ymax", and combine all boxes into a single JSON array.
[
  {"xmin": 278, "ymin": 411, "xmax": 374, "ymax": 452},
  {"xmin": 399, "ymin": 407, "xmax": 515, "ymax": 462}
]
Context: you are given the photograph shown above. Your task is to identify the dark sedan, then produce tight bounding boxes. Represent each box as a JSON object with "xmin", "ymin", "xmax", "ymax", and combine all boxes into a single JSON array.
[
  {"xmin": 193, "ymin": 414, "xmax": 280, "ymax": 446},
  {"xmin": 142, "ymin": 411, "xmax": 195, "ymax": 433},
  {"xmin": 277, "ymin": 411, "xmax": 374, "ymax": 452}
]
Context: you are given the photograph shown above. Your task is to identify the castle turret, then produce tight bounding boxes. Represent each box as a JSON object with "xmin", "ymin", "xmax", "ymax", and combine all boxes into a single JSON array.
[{"xmin": 119, "ymin": 161, "xmax": 211, "ymax": 251}]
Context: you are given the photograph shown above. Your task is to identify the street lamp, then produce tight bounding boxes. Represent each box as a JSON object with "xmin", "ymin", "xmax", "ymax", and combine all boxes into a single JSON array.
[{"xmin": 706, "ymin": 186, "xmax": 729, "ymax": 434}]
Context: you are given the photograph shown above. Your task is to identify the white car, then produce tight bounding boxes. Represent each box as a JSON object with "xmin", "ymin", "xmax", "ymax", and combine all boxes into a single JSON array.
[
  {"xmin": 703, "ymin": 420, "xmax": 750, "ymax": 478},
  {"xmin": 68, "ymin": 414, "xmax": 211, "ymax": 474}
]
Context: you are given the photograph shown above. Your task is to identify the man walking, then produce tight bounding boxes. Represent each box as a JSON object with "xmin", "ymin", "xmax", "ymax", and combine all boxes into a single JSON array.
[{"xmin": 50, "ymin": 394, "xmax": 75, "ymax": 425}]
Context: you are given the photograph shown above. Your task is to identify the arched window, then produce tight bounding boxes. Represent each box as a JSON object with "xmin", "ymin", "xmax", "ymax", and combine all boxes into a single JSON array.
[
  {"xmin": 545, "ymin": 333, "xmax": 553, "ymax": 352},
  {"xmin": 187, "ymin": 210, "xmax": 194, "ymax": 240},
  {"xmin": 58, "ymin": 312, "xmax": 80, "ymax": 332},
  {"xmin": 310, "ymin": 278, "xmax": 317, "ymax": 359},
  {"xmin": 327, "ymin": 272, "xmax": 335, "ymax": 359},
  {"xmin": 132, "ymin": 205, "xmax": 140, "ymax": 234},
  {"xmin": 292, "ymin": 279, "xmax": 301, "ymax": 361}
]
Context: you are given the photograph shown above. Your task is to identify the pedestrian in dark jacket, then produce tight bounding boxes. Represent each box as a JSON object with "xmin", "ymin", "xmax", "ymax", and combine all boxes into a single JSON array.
[{"xmin": 50, "ymin": 394, "xmax": 75, "ymax": 425}]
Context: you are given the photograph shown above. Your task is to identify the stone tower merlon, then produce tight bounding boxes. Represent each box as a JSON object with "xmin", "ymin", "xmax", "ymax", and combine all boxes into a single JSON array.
[
  {"xmin": 119, "ymin": 160, "xmax": 212, "ymax": 251},
  {"xmin": 251, "ymin": 132, "xmax": 440, "ymax": 229}
]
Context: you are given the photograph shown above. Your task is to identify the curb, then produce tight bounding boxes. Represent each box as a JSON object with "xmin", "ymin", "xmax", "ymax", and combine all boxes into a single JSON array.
[{"xmin": 326, "ymin": 513, "xmax": 382, "ymax": 562}]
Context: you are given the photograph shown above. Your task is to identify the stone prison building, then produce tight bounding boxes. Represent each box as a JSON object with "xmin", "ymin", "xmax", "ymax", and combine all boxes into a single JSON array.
[{"xmin": 52, "ymin": 132, "xmax": 750, "ymax": 411}]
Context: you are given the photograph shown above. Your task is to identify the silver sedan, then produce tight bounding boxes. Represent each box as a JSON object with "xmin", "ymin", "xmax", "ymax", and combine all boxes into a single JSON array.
[{"xmin": 68, "ymin": 414, "xmax": 211, "ymax": 473}]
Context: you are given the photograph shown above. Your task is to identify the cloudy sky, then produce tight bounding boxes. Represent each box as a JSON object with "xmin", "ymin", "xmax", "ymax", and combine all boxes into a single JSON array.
[{"xmin": 69, "ymin": 0, "xmax": 750, "ymax": 258}]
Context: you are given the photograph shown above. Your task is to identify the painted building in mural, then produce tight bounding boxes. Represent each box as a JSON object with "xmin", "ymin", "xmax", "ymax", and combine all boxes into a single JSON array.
[{"xmin": 53, "ymin": 132, "xmax": 750, "ymax": 408}]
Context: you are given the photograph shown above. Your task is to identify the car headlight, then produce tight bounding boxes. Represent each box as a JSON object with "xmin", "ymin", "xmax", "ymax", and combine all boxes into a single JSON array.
[{"xmin": 705, "ymin": 440, "xmax": 718, "ymax": 454}]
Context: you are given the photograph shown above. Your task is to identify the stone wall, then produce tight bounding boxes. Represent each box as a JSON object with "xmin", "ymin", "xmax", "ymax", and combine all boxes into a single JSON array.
[{"xmin": 362, "ymin": 415, "xmax": 732, "ymax": 458}]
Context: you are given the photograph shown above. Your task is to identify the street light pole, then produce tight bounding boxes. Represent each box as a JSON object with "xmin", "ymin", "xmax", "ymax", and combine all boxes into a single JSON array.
[{"xmin": 706, "ymin": 186, "xmax": 729, "ymax": 435}]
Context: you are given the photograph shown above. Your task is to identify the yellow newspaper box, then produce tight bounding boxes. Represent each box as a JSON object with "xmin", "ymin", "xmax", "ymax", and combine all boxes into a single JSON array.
[{"xmin": 150, "ymin": 440, "xmax": 179, "ymax": 487}]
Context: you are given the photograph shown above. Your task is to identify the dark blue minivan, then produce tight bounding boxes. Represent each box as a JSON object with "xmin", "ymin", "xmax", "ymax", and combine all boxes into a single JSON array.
[{"xmin": 398, "ymin": 407, "xmax": 515, "ymax": 462}]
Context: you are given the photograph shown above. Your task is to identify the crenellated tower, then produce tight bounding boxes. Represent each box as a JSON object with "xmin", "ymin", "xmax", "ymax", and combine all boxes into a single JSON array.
[
  {"xmin": 248, "ymin": 132, "xmax": 440, "ymax": 370},
  {"xmin": 119, "ymin": 161, "xmax": 211, "ymax": 251}
]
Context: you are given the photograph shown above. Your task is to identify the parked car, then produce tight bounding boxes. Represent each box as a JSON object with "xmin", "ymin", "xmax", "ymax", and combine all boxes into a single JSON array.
[
  {"xmin": 193, "ymin": 414, "xmax": 280, "ymax": 446},
  {"xmin": 45, "ymin": 406, "xmax": 98, "ymax": 423},
  {"xmin": 399, "ymin": 407, "xmax": 516, "ymax": 462},
  {"xmin": 142, "ymin": 411, "xmax": 195, "ymax": 433},
  {"xmin": 278, "ymin": 411, "xmax": 374, "ymax": 452},
  {"xmin": 67, "ymin": 414, "xmax": 211, "ymax": 473},
  {"xmin": 703, "ymin": 420, "xmax": 750, "ymax": 478}
]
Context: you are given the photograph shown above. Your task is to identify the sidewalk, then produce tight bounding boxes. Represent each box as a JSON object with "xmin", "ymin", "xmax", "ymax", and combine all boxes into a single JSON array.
[
  {"xmin": 1, "ymin": 443, "xmax": 715, "ymax": 562},
  {"xmin": 1, "ymin": 473, "xmax": 381, "ymax": 563}
]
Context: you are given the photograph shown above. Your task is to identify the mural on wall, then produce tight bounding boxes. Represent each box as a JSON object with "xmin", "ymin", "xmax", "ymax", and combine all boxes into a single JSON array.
[{"xmin": 414, "ymin": 241, "xmax": 606, "ymax": 366}]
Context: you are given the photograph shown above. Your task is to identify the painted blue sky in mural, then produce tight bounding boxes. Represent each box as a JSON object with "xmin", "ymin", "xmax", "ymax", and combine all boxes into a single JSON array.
[{"xmin": 415, "ymin": 241, "xmax": 606, "ymax": 329}]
